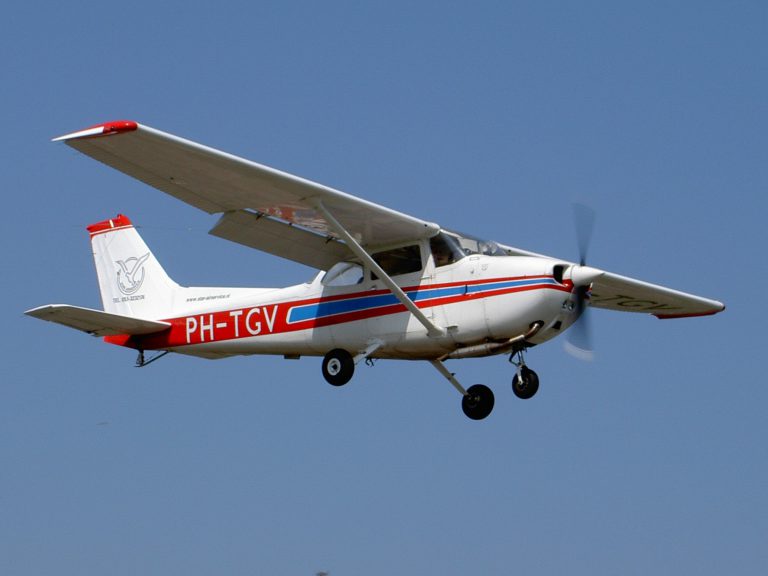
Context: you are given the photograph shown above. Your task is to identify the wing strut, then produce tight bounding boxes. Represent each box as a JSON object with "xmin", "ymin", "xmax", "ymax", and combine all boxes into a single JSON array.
[{"xmin": 313, "ymin": 200, "xmax": 445, "ymax": 338}]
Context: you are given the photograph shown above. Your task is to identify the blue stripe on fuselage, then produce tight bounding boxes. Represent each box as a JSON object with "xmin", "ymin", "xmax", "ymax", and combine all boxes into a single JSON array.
[{"xmin": 286, "ymin": 278, "xmax": 558, "ymax": 324}]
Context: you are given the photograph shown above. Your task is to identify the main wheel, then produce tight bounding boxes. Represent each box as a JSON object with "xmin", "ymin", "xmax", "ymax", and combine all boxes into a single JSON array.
[
  {"xmin": 512, "ymin": 366, "xmax": 539, "ymax": 399},
  {"xmin": 322, "ymin": 349, "xmax": 355, "ymax": 386},
  {"xmin": 461, "ymin": 384, "xmax": 495, "ymax": 420}
]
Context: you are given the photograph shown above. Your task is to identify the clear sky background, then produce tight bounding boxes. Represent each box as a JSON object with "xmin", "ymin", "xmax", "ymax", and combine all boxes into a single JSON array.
[{"xmin": 1, "ymin": 2, "xmax": 765, "ymax": 574}]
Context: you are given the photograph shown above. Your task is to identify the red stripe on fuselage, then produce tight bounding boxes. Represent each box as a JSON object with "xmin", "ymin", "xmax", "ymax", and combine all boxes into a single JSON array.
[{"xmin": 106, "ymin": 276, "xmax": 572, "ymax": 351}]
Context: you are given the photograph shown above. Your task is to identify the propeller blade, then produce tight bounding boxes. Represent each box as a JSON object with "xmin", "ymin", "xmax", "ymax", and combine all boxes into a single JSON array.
[
  {"xmin": 573, "ymin": 203, "xmax": 596, "ymax": 266},
  {"xmin": 565, "ymin": 286, "xmax": 594, "ymax": 361},
  {"xmin": 564, "ymin": 325, "xmax": 594, "ymax": 361},
  {"xmin": 565, "ymin": 204, "xmax": 596, "ymax": 360}
]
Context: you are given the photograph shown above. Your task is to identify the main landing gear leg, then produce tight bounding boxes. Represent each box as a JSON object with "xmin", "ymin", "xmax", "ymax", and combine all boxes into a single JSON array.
[
  {"xmin": 429, "ymin": 359, "xmax": 494, "ymax": 420},
  {"xmin": 509, "ymin": 349, "xmax": 540, "ymax": 399}
]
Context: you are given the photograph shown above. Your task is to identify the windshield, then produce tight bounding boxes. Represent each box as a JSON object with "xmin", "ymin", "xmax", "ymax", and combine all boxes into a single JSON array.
[
  {"xmin": 444, "ymin": 230, "xmax": 508, "ymax": 257},
  {"xmin": 430, "ymin": 232, "xmax": 465, "ymax": 267}
]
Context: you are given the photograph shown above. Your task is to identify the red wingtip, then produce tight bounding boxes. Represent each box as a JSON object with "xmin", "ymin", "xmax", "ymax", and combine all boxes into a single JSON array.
[
  {"xmin": 99, "ymin": 120, "xmax": 138, "ymax": 135},
  {"xmin": 87, "ymin": 214, "xmax": 134, "ymax": 237},
  {"xmin": 53, "ymin": 120, "xmax": 138, "ymax": 142},
  {"xmin": 654, "ymin": 305, "xmax": 726, "ymax": 319}
]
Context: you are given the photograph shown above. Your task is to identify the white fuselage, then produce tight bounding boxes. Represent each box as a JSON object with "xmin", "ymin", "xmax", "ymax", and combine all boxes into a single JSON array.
[{"xmin": 110, "ymin": 254, "xmax": 580, "ymax": 360}]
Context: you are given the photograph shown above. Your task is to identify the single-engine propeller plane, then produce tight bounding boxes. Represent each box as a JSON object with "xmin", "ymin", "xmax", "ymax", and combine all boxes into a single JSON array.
[{"xmin": 26, "ymin": 120, "xmax": 725, "ymax": 419}]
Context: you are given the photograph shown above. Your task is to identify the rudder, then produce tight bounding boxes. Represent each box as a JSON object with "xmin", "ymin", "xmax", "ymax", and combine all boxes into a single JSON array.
[{"xmin": 88, "ymin": 214, "xmax": 180, "ymax": 318}]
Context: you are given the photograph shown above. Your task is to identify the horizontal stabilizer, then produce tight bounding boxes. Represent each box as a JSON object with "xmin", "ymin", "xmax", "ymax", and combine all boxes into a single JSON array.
[{"xmin": 25, "ymin": 305, "xmax": 171, "ymax": 337}]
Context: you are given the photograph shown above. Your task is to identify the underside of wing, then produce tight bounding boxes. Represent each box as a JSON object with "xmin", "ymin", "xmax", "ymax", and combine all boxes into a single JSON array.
[
  {"xmin": 25, "ymin": 304, "xmax": 172, "ymax": 336},
  {"xmin": 55, "ymin": 121, "xmax": 439, "ymax": 268},
  {"xmin": 588, "ymin": 271, "xmax": 725, "ymax": 318},
  {"xmin": 208, "ymin": 209, "xmax": 351, "ymax": 270}
]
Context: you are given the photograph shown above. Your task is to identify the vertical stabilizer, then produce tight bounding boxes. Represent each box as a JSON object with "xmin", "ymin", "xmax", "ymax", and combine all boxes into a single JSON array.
[{"xmin": 88, "ymin": 215, "xmax": 180, "ymax": 318}]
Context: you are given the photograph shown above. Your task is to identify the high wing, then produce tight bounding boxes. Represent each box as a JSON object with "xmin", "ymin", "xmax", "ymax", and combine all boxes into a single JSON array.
[
  {"xmin": 493, "ymin": 242, "xmax": 724, "ymax": 318},
  {"xmin": 587, "ymin": 270, "xmax": 724, "ymax": 318},
  {"xmin": 54, "ymin": 121, "xmax": 438, "ymax": 269},
  {"xmin": 494, "ymin": 241, "xmax": 724, "ymax": 317},
  {"xmin": 25, "ymin": 305, "xmax": 171, "ymax": 337},
  {"xmin": 53, "ymin": 120, "xmax": 723, "ymax": 321}
]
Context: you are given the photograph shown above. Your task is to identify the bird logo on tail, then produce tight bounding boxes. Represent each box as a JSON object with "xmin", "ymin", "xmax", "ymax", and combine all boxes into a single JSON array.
[{"xmin": 115, "ymin": 253, "xmax": 150, "ymax": 295}]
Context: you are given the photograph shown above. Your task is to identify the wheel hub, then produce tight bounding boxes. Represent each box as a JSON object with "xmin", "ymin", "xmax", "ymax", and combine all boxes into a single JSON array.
[{"xmin": 327, "ymin": 359, "xmax": 341, "ymax": 375}]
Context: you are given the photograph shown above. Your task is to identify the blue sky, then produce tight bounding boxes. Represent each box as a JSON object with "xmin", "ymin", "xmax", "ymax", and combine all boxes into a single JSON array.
[{"xmin": 2, "ymin": 1, "xmax": 766, "ymax": 574}]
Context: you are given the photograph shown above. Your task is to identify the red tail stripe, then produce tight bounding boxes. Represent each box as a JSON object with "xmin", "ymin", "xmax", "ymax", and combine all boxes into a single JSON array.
[{"xmin": 87, "ymin": 214, "xmax": 134, "ymax": 237}]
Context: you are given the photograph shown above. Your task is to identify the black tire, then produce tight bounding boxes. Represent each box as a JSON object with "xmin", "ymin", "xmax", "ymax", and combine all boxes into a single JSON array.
[
  {"xmin": 512, "ymin": 366, "xmax": 539, "ymax": 399},
  {"xmin": 322, "ymin": 349, "xmax": 355, "ymax": 386},
  {"xmin": 461, "ymin": 384, "xmax": 495, "ymax": 420}
]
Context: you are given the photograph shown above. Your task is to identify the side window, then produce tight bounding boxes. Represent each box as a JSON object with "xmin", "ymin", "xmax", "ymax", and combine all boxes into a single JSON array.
[
  {"xmin": 372, "ymin": 245, "xmax": 423, "ymax": 277},
  {"xmin": 430, "ymin": 233, "xmax": 465, "ymax": 267},
  {"xmin": 322, "ymin": 262, "xmax": 364, "ymax": 286}
]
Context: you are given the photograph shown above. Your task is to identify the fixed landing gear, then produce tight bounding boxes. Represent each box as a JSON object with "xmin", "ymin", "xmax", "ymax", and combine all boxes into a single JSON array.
[
  {"xmin": 322, "ymin": 348, "xmax": 354, "ymax": 386},
  {"xmin": 429, "ymin": 359, "xmax": 495, "ymax": 420},
  {"xmin": 512, "ymin": 365, "xmax": 539, "ymax": 399},
  {"xmin": 509, "ymin": 350, "xmax": 539, "ymax": 399},
  {"xmin": 321, "ymin": 340, "xmax": 384, "ymax": 386},
  {"xmin": 322, "ymin": 345, "xmax": 540, "ymax": 419},
  {"xmin": 462, "ymin": 384, "xmax": 495, "ymax": 420}
]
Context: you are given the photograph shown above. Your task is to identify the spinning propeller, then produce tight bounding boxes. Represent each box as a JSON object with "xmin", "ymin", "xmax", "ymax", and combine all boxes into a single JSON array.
[{"xmin": 565, "ymin": 204, "xmax": 597, "ymax": 360}]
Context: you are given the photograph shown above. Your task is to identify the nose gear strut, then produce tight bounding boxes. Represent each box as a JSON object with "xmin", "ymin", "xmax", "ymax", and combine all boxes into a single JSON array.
[{"xmin": 509, "ymin": 349, "xmax": 540, "ymax": 399}]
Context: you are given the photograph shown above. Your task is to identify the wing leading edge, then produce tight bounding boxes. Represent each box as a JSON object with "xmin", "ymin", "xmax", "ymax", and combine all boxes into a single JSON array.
[
  {"xmin": 587, "ymin": 270, "xmax": 724, "ymax": 318},
  {"xmin": 54, "ymin": 121, "xmax": 439, "ymax": 269},
  {"xmin": 495, "ymin": 241, "xmax": 724, "ymax": 318}
]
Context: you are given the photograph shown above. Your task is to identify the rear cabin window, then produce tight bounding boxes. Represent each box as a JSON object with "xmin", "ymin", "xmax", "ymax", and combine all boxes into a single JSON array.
[
  {"xmin": 322, "ymin": 262, "xmax": 364, "ymax": 286},
  {"xmin": 372, "ymin": 245, "xmax": 423, "ymax": 277}
]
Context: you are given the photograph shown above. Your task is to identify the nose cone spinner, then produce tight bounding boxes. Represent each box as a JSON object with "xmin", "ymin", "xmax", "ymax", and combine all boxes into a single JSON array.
[{"xmin": 569, "ymin": 265, "xmax": 604, "ymax": 287}]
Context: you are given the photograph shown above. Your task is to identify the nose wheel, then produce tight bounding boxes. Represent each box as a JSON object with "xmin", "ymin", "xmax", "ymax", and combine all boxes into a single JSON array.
[
  {"xmin": 512, "ymin": 365, "xmax": 539, "ymax": 399},
  {"xmin": 510, "ymin": 350, "xmax": 540, "ymax": 399}
]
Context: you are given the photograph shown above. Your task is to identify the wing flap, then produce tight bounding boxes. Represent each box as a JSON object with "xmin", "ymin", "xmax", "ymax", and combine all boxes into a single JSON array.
[
  {"xmin": 25, "ymin": 305, "xmax": 171, "ymax": 336},
  {"xmin": 209, "ymin": 210, "xmax": 352, "ymax": 270},
  {"xmin": 59, "ymin": 122, "xmax": 440, "ymax": 252},
  {"xmin": 589, "ymin": 271, "xmax": 725, "ymax": 318}
]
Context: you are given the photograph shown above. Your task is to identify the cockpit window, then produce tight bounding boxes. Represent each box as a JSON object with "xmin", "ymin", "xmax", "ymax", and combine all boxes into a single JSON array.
[
  {"xmin": 430, "ymin": 232, "xmax": 465, "ymax": 267},
  {"xmin": 447, "ymin": 230, "xmax": 508, "ymax": 256},
  {"xmin": 322, "ymin": 261, "xmax": 364, "ymax": 286},
  {"xmin": 372, "ymin": 244, "xmax": 422, "ymax": 277}
]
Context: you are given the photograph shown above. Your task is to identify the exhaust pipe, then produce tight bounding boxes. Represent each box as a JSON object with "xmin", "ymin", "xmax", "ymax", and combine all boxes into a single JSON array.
[{"xmin": 440, "ymin": 321, "xmax": 544, "ymax": 360}]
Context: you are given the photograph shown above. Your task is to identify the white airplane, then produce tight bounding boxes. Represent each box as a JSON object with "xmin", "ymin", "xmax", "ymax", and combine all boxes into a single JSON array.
[{"xmin": 26, "ymin": 120, "xmax": 725, "ymax": 420}]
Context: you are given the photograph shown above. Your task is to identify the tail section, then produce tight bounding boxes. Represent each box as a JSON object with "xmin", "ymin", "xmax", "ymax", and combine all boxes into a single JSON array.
[{"xmin": 88, "ymin": 215, "xmax": 180, "ymax": 319}]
